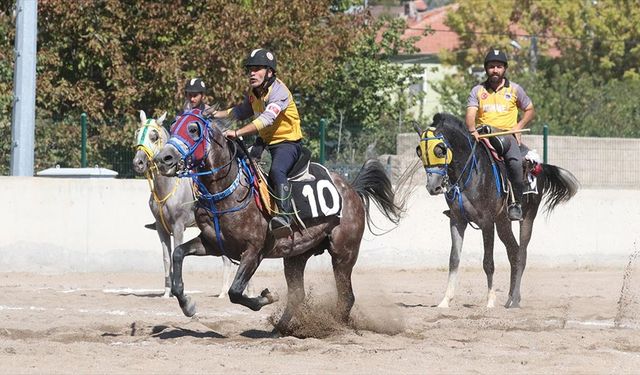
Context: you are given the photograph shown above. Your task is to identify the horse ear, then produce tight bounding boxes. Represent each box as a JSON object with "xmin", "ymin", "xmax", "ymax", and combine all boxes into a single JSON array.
[
  {"xmin": 140, "ymin": 110, "xmax": 147, "ymax": 123},
  {"xmin": 157, "ymin": 112, "xmax": 167, "ymax": 125}
]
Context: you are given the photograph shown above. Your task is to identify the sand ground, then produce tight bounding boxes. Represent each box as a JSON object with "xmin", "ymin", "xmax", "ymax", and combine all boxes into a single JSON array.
[{"xmin": 1, "ymin": 266, "xmax": 639, "ymax": 374}]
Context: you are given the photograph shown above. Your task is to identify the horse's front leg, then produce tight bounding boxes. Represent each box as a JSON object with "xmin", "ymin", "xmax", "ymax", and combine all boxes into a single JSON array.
[
  {"xmin": 228, "ymin": 250, "xmax": 279, "ymax": 311},
  {"xmin": 438, "ymin": 218, "xmax": 467, "ymax": 308},
  {"xmin": 171, "ymin": 236, "xmax": 210, "ymax": 317},
  {"xmin": 495, "ymin": 215, "xmax": 521, "ymax": 308},
  {"xmin": 218, "ymin": 256, "xmax": 233, "ymax": 299},
  {"xmin": 481, "ymin": 225, "xmax": 496, "ymax": 308},
  {"xmin": 155, "ymin": 223, "xmax": 173, "ymax": 298}
]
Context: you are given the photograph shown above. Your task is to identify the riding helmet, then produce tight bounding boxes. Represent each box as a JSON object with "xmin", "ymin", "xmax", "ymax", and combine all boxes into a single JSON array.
[
  {"xmin": 184, "ymin": 78, "xmax": 207, "ymax": 93},
  {"xmin": 484, "ymin": 49, "xmax": 509, "ymax": 68},
  {"xmin": 244, "ymin": 48, "xmax": 277, "ymax": 72}
]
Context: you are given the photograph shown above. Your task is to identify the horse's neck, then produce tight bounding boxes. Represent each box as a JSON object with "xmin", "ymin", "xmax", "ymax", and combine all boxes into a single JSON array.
[{"xmin": 150, "ymin": 166, "xmax": 180, "ymax": 197}]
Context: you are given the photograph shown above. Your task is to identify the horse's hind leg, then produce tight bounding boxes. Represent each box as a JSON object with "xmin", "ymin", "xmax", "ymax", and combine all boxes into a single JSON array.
[
  {"xmin": 275, "ymin": 251, "xmax": 314, "ymax": 333},
  {"xmin": 481, "ymin": 225, "xmax": 497, "ymax": 308},
  {"xmin": 439, "ymin": 219, "xmax": 467, "ymax": 308},
  {"xmin": 507, "ymin": 201, "xmax": 540, "ymax": 308},
  {"xmin": 495, "ymin": 215, "xmax": 521, "ymax": 308},
  {"xmin": 330, "ymin": 242, "xmax": 360, "ymax": 323},
  {"xmin": 171, "ymin": 236, "xmax": 210, "ymax": 317}
]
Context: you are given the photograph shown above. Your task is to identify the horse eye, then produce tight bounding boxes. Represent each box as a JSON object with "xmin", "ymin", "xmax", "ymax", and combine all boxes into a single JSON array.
[
  {"xmin": 434, "ymin": 144, "xmax": 446, "ymax": 158},
  {"xmin": 415, "ymin": 146, "xmax": 422, "ymax": 158},
  {"xmin": 149, "ymin": 131, "xmax": 158, "ymax": 142},
  {"xmin": 187, "ymin": 123, "xmax": 200, "ymax": 138}
]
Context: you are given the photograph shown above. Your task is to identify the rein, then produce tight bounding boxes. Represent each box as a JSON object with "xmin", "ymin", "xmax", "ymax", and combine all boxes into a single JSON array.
[
  {"xmin": 171, "ymin": 113, "xmax": 257, "ymax": 257},
  {"xmin": 136, "ymin": 122, "xmax": 180, "ymax": 234}
]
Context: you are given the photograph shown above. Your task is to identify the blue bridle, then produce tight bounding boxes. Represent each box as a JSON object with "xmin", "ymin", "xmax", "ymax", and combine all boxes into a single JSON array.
[{"xmin": 167, "ymin": 111, "xmax": 258, "ymax": 257}]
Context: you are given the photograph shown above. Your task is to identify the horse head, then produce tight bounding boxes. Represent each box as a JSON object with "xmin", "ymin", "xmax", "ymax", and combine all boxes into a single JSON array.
[
  {"xmin": 133, "ymin": 110, "xmax": 168, "ymax": 174},
  {"xmin": 416, "ymin": 113, "xmax": 471, "ymax": 195},
  {"xmin": 154, "ymin": 109, "xmax": 229, "ymax": 177}
]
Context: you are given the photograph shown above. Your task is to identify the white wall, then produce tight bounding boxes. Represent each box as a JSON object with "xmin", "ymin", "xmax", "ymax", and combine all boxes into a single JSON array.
[{"xmin": 1, "ymin": 177, "xmax": 638, "ymax": 274}]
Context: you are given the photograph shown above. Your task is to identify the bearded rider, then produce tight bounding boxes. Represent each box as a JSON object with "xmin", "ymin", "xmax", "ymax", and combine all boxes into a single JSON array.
[{"xmin": 466, "ymin": 49, "xmax": 535, "ymax": 221}]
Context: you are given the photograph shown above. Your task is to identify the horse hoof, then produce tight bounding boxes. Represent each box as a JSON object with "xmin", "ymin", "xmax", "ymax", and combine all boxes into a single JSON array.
[
  {"xmin": 437, "ymin": 299, "xmax": 450, "ymax": 308},
  {"xmin": 261, "ymin": 288, "xmax": 279, "ymax": 304},
  {"xmin": 180, "ymin": 296, "xmax": 197, "ymax": 317},
  {"xmin": 504, "ymin": 299, "xmax": 521, "ymax": 309},
  {"xmin": 217, "ymin": 293, "xmax": 228, "ymax": 300},
  {"xmin": 162, "ymin": 288, "xmax": 172, "ymax": 298}
]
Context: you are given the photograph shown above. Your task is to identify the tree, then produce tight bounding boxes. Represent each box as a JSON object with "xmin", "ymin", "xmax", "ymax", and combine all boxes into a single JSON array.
[{"xmin": 433, "ymin": 0, "xmax": 640, "ymax": 138}]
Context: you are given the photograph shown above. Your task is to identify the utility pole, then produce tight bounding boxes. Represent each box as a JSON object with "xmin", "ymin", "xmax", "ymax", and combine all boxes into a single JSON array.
[
  {"xmin": 11, "ymin": 0, "xmax": 38, "ymax": 176},
  {"xmin": 529, "ymin": 35, "xmax": 538, "ymax": 73}
]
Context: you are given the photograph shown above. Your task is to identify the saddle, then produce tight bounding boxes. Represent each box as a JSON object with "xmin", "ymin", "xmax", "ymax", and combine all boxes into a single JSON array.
[
  {"xmin": 477, "ymin": 125, "xmax": 542, "ymax": 196},
  {"xmin": 253, "ymin": 147, "xmax": 343, "ymax": 224}
]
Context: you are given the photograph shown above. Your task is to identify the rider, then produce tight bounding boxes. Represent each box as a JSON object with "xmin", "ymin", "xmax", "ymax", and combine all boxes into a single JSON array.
[
  {"xmin": 183, "ymin": 78, "xmax": 210, "ymax": 112},
  {"xmin": 466, "ymin": 48, "xmax": 535, "ymax": 221},
  {"xmin": 210, "ymin": 48, "xmax": 303, "ymax": 238}
]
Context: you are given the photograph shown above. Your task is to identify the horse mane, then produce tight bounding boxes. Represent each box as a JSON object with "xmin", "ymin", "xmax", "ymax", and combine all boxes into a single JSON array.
[{"xmin": 432, "ymin": 112, "xmax": 468, "ymax": 138}]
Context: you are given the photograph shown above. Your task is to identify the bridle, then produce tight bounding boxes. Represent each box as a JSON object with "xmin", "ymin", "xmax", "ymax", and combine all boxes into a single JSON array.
[{"xmin": 166, "ymin": 110, "xmax": 258, "ymax": 255}]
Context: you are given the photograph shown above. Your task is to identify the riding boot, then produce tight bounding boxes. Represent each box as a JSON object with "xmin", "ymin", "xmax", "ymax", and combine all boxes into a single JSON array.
[
  {"xmin": 508, "ymin": 180, "xmax": 524, "ymax": 221},
  {"xmin": 269, "ymin": 183, "xmax": 293, "ymax": 238}
]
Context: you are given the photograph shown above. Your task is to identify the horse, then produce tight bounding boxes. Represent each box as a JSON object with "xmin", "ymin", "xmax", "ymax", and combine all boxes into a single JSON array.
[
  {"xmin": 133, "ymin": 110, "xmax": 253, "ymax": 299},
  {"xmin": 414, "ymin": 113, "xmax": 579, "ymax": 308},
  {"xmin": 153, "ymin": 110, "xmax": 403, "ymax": 332}
]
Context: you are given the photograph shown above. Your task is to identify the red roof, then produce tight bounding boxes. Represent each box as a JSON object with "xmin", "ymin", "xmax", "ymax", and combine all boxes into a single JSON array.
[
  {"xmin": 405, "ymin": 4, "xmax": 460, "ymax": 55},
  {"xmin": 401, "ymin": 3, "xmax": 560, "ymax": 57}
]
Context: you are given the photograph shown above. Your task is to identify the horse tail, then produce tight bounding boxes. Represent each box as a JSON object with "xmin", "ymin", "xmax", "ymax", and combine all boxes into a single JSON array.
[
  {"xmin": 540, "ymin": 164, "xmax": 580, "ymax": 214},
  {"xmin": 351, "ymin": 159, "xmax": 404, "ymax": 228}
]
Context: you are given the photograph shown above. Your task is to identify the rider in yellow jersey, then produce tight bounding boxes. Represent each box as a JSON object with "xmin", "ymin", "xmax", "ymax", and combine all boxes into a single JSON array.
[
  {"xmin": 210, "ymin": 48, "xmax": 303, "ymax": 238},
  {"xmin": 466, "ymin": 49, "xmax": 535, "ymax": 221}
]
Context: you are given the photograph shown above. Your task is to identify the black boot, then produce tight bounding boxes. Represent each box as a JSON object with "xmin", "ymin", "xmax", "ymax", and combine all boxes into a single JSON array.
[
  {"xmin": 269, "ymin": 183, "xmax": 293, "ymax": 238},
  {"xmin": 507, "ymin": 202, "xmax": 523, "ymax": 221}
]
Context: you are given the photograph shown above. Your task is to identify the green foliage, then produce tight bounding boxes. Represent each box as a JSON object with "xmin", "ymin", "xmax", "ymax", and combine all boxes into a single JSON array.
[
  {"xmin": 436, "ymin": 0, "xmax": 640, "ymax": 138},
  {"xmin": 3, "ymin": 0, "xmax": 419, "ymax": 175},
  {"xmin": 304, "ymin": 17, "xmax": 423, "ymax": 162}
]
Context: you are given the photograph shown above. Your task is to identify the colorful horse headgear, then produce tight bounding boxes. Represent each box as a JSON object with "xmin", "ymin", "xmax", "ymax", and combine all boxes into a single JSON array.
[
  {"xmin": 416, "ymin": 127, "xmax": 453, "ymax": 171},
  {"xmin": 168, "ymin": 108, "xmax": 211, "ymax": 168}
]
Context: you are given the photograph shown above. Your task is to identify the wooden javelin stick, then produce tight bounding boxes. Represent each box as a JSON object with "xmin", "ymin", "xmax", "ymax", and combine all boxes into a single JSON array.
[{"xmin": 477, "ymin": 128, "xmax": 531, "ymax": 139}]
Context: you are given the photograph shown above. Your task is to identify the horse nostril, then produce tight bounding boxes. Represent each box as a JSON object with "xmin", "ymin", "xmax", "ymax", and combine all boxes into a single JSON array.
[{"xmin": 162, "ymin": 155, "xmax": 173, "ymax": 163}]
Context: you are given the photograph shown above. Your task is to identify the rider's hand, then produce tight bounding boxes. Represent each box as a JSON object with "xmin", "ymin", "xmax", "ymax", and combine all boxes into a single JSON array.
[
  {"xmin": 202, "ymin": 107, "xmax": 216, "ymax": 118},
  {"xmin": 470, "ymin": 129, "xmax": 480, "ymax": 142},
  {"xmin": 224, "ymin": 129, "xmax": 238, "ymax": 139}
]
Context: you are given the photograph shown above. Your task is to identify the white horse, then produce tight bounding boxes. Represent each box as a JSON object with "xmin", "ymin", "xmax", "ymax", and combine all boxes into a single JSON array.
[{"xmin": 133, "ymin": 110, "xmax": 253, "ymax": 299}]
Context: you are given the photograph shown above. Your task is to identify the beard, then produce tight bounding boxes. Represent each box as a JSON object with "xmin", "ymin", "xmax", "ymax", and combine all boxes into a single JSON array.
[{"xmin": 488, "ymin": 72, "xmax": 503, "ymax": 85}]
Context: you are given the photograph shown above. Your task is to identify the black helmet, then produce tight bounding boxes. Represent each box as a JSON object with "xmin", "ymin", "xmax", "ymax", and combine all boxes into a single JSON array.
[
  {"xmin": 244, "ymin": 48, "xmax": 277, "ymax": 72},
  {"xmin": 484, "ymin": 49, "xmax": 508, "ymax": 68},
  {"xmin": 184, "ymin": 78, "xmax": 207, "ymax": 93}
]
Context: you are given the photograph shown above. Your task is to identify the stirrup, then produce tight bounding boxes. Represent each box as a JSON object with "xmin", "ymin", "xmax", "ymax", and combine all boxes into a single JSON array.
[{"xmin": 269, "ymin": 216, "xmax": 292, "ymax": 238}]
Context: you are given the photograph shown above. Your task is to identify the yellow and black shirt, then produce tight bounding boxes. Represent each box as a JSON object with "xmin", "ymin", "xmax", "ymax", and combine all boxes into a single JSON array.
[
  {"xmin": 467, "ymin": 78, "xmax": 532, "ymax": 131},
  {"xmin": 227, "ymin": 78, "xmax": 302, "ymax": 145}
]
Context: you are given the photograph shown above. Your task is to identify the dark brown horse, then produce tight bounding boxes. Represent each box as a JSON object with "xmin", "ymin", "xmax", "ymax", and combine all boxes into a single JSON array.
[
  {"xmin": 154, "ymin": 110, "xmax": 402, "ymax": 331},
  {"xmin": 415, "ymin": 113, "xmax": 579, "ymax": 308}
]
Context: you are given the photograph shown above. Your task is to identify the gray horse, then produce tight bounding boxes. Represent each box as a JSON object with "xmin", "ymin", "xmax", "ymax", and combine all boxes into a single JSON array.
[{"xmin": 133, "ymin": 110, "xmax": 251, "ymax": 298}]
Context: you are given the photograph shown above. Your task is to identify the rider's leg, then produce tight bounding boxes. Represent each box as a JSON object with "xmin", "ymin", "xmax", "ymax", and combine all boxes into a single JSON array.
[
  {"xmin": 504, "ymin": 136, "xmax": 524, "ymax": 221},
  {"xmin": 268, "ymin": 141, "xmax": 301, "ymax": 237}
]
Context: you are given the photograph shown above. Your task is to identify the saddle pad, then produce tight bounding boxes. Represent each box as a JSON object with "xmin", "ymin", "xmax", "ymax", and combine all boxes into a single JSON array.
[{"xmin": 291, "ymin": 163, "xmax": 343, "ymax": 220}]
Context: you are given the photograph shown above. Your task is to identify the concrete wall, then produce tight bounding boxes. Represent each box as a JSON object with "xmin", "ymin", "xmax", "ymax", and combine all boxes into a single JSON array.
[
  {"xmin": 390, "ymin": 133, "xmax": 640, "ymax": 189},
  {"xmin": 1, "ymin": 177, "xmax": 638, "ymax": 274}
]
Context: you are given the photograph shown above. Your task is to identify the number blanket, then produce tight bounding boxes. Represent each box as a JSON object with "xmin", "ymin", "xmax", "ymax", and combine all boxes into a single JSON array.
[{"xmin": 290, "ymin": 163, "xmax": 343, "ymax": 220}]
